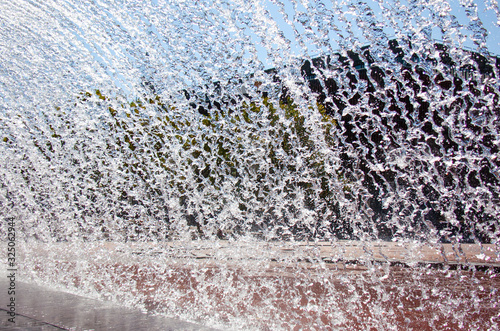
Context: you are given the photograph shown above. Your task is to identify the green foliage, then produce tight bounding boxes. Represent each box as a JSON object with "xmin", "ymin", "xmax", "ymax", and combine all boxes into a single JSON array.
[{"xmin": 44, "ymin": 88, "xmax": 345, "ymax": 239}]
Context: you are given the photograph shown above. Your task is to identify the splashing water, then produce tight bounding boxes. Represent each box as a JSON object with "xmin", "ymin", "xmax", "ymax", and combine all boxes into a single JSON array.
[{"xmin": 1, "ymin": 0, "xmax": 500, "ymax": 329}]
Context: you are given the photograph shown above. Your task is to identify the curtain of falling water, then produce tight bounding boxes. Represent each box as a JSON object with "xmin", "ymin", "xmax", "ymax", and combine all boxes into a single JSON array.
[{"xmin": 0, "ymin": 0, "xmax": 499, "ymax": 329}]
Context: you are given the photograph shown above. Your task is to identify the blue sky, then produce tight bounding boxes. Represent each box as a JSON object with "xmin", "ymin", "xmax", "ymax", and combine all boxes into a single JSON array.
[
  {"xmin": 256, "ymin": 0, "xmax": 500, "ymax": 68},
  {"xmin": 4, "ymin": 0, "xmax": 497, "ymax": 102}
]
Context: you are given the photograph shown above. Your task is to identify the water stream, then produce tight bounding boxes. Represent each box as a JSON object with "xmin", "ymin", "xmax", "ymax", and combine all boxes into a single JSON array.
[{"xmin": 1, "ymin": 0, "xmax": 499, "ymax": 329}]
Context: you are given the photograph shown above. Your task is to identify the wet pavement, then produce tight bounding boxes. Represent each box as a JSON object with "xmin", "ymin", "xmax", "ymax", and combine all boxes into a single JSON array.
[
  {"xmin": 3, "ymin": 240, "xmax": 499, "ymax": 330},
  {"xmin": 0, "ymin": 279, "xmax": 218, "ymax": 331}
]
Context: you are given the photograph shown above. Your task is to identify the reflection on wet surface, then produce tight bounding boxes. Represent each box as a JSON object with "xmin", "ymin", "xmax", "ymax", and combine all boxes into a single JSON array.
[
  {"xmin": 11, "ymin": 241, "xmax": 500, "ymax": 330},
  {"xmin": 0, "ymin": 308, "xmax": 64, "ymax": 330},
  {"xmin": 0, "ymin": 279, "xmax": 217, "ymax": 331}
]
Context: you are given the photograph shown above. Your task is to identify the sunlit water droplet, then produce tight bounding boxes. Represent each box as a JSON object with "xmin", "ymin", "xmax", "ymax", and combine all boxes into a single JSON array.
[{"xmin": 1, "ymin": 0, "xmax": 500, "ymax": 329}]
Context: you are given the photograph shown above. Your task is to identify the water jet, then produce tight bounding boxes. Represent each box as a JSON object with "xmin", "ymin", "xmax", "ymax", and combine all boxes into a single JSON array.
[{"xmin": 1, "ymin": 0, "xmax": 499, "ymax": 329}]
